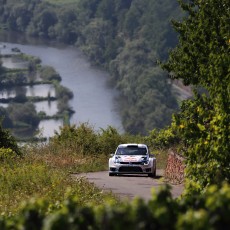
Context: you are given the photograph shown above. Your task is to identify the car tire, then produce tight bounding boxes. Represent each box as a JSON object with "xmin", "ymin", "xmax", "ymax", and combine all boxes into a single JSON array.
[
  {"xmin": 153, "ymin": 168, "xmax": 156, "ymax": 177},
  {"xmin": 109, "ymin": 173, "xmax": 115, "ymax": 176},
  {"xmin": 148, "ymin": 168, "xmax": 156, "ymax": 178},
  {"xmin": 148, "ymin": 173, "xmax": 155, "ymax": 178}
]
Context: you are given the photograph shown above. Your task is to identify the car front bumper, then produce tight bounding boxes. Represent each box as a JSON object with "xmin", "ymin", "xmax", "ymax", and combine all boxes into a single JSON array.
[{"xmin": 109, "ymin": 161, "xmax": 155, "ymax": 174}]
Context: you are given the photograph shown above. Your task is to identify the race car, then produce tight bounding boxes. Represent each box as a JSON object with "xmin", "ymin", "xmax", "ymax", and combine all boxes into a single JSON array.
[{"xmin": 109, "ymin": 143, "xmax": 156, "ymax": 177}]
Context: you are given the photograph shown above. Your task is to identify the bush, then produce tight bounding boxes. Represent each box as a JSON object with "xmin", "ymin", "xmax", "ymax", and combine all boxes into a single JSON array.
[
  {"xmin": 50, "ymin": 123, "xmax": 99, "ymax": 155},
  {"xmin": 40, "ymin": 66, "xmax": 62, "ymax": 82},
  {"xmin": 145, "ymin": 127, "xmax": 181, "ymax": 150},
  {"xmin": 50, "ymin": 123, "xmax": 145, "ymax": 156},
  {"xmin": 0, "ymin": 122, "xmax": 21, "ymax": 155},
  {"xmin": 0, "ymin": 147, "xmax": 17, "ymax": 162},
  {"xmin": 0, "ymin": 183, "xmax": 229, "ymax": 229},
  {"xmin": 171, "ymin": 95, "xmax": 230, "ymax": 195},
  {"xmin": 97, "ymin": 126, "xmax": 124, "ymax": 154}
]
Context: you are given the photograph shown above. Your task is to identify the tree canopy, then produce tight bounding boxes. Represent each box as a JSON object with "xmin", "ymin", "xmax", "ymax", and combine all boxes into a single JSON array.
[{"xmin": 163, "ymin": 0, "xmax": 230, "ymax": 193}]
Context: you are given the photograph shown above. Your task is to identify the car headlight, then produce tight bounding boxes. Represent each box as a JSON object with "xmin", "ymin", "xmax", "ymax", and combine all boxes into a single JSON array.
[
  {"xmin": 142, "ymin": 157, "xmax": 149, "ymax": 164},
  {"xmin": 114, "ymin": 156, "xmax": 121, "ymax": 163}
]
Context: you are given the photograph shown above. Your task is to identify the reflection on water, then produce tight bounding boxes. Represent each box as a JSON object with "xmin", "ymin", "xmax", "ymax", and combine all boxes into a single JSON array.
[
  {"xmin": 0, "ymin": 84, "xmax": 55, "ymax": 98},
  {"xmin": 0, "ymin": 101, "xmax": 58, "ymax": 116},
  {"xmin": 0, "ymin": 88, "xmax": 16, "ymax": 99},
  {"xmin": 38, "ymin": 119, "xmax": 63, "ymax": 138},
  {"xmin": 1, "ymin": 57, "xmax": 28, "ymax": 69},
  {"xmin": 35, "ymin": 101, "xmax": 58, "ymax": 116},
  {"xmin": 0, "ymin": 103, "xmax": 7, "ymax": 108},
  {"xmin": 0, "ymin": 31, "xmax": 123, "ymax": 139},
  {"xmin": 25, "ymin": 84, "xmax": 55, "ymax": 97}
]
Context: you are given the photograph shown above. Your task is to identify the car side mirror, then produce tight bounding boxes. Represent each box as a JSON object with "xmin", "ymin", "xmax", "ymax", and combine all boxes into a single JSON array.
[{"xmin": 110, "ymin": 153, "xmax": 114, "ymax": 157}]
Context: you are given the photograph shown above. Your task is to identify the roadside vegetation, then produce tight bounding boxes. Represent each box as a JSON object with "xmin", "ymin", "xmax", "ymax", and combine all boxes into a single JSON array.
[
  {"xmin": 0, "ymin": 123, "xmax": 122, "ymax": 216},
  {"xmin": 0, "ymin": 121, "xmax": 229, "ymax": 229},
  {"xmin": 0, "ymin": 122, "xmax": 166, "ymax": 217}
]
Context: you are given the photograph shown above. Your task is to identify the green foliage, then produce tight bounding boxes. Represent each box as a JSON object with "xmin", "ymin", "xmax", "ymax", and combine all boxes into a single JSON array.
[
  {"xmin": 171, "ymin": 94, "xmax": 230, "ymax": 194},
  {"xmin": 0, "ymin": 71, "xmax": 27, "ymax": 88},
  {"xmin": 50, "ymin": 123, "xmax": 137, "ymax": 156},
  {"xmin": 0, "ymin": 107, "xmax": 13, "ymax": 128},
  {"xmin": 0, "ymin": 183, "xmax": 230, "ymax": 229},
  {"xmin": 0, "ymin": 152, "xmax": 114, "ymax": 216},
  {"xmin": 40, "ymin": 66, "xmax": 61, "ymax": 82},
  {"xmin": 145, "ymin": 127, "xmax": 180, "ymax": 150},
  {"xmin": 0, "ymin": 121, "xmax": 21, "ymax": 155},
  {"xmin": 163, "ymin": 0, "xmax": 230, "ymax": 193},
  {"xmin": 164, "ymin": 0, "xmax": 229, "ymax": 99},
  {"xmin": 97, "ymin": 126, "xmax": 124, "ymax": 154},
  {"xmin": 54, "ymin": 82, "xmax": 73, "ymax": 100},
  {"xmin": 6, "ymin": 102, "xmax": 40, "ymax": 128},
  {"xmin": 51, "ymin": 123, "xmax": 99, "ymax": 155},
  {"xmin": 0, "ymin": 147, "xmax": 17, "ymax": 161}
]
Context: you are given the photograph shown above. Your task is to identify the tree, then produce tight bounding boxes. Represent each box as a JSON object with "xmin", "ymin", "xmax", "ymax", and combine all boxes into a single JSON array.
[
  {"xmin": 7, "ymin": 102, "xmax": 40, "ymax": 128},
  {"xmin": 27, "ymin": 5, "xmax": 58, "ymax": 38},
  {"xmin": 0, "ymin": 120, "xmax": 21, "ymax": 155},
  {"xmin": 0, "ymin": 107, "xmax": 13, "ymax": 128},
  {"xmin": 163, "ymin": 0, "xmax": 230, "ymax": 193}
]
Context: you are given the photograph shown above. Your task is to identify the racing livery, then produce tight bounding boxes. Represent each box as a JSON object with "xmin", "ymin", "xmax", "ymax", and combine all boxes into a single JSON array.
[{"xmin": 109, "ymin": 143, "xmax": 156, "ymax": 177}]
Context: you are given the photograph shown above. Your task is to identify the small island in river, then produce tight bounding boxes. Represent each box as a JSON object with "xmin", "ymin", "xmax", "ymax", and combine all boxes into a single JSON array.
[{"xmin": 0, "ymin": 44, "xmax": 74, "ymax": 141}]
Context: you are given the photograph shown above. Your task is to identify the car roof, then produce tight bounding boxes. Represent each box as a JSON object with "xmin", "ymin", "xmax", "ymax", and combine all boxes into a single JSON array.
[{"xmin": 118, "ymin": 143, "xmax": 148, "ymax": 148}]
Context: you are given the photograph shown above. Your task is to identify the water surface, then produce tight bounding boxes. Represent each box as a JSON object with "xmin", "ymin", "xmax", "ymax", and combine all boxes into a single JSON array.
[{"xmin": 0, "ymin": 32, "xmax": 123, "ymax": 138}]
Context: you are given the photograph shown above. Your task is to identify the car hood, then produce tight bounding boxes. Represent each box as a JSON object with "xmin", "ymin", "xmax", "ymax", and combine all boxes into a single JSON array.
[{"xmin": 114, "ymin": 155, "xmax": 147, "ymax": 162}]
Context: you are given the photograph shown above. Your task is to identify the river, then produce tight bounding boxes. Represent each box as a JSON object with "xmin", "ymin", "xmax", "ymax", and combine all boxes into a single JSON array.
[{"xmin": 0, "ymin": 32, "xmax": 123, "ymax": 138}]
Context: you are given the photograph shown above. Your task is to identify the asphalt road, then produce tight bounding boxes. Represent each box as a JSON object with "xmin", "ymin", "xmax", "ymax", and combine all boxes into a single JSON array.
[{"xmin": 75, "ymin": 170, "xmax": 184, "ymax": 201}]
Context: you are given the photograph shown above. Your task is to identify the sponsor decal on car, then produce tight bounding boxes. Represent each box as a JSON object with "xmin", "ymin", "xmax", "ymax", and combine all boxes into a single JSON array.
[{"xmin": 122, "ymin": 156, "xmax": 139, "ymax": 162}]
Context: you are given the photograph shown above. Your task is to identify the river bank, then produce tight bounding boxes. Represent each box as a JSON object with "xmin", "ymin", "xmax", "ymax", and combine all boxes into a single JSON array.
[{"xmin": 0, "ymin": 32, "xmax": 123, "ymax": 139}]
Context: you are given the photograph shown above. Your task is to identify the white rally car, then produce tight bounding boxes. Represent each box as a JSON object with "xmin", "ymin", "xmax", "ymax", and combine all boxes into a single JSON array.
[{"xmin": 109, "ymin": 143, "xmax": 156, "ymax": 177}]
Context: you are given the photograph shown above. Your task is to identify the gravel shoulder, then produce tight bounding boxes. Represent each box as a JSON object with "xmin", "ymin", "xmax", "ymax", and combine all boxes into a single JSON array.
[{"xmin": 74, "ymin": 170, "xmax": 184, "ymax": 201}]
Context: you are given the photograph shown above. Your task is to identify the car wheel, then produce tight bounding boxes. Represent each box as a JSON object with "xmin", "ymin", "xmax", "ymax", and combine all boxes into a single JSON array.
[
  {"xmin": 148, "ymin": 173, "xmax": 154, "ymax": 178},
  {"xmin": 109, "ymin": 173, "xmax": 115, "ymax": 176}
]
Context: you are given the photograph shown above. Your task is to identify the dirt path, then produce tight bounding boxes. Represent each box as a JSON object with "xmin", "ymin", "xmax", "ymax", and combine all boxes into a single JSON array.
[{"xmin": 75, "ymin": 170, "xmax": 184, "ymax": 201}]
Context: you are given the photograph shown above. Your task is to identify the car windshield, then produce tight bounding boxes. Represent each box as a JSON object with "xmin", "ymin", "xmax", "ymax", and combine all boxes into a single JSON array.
[{"xmin": 116, "ymin": 146, "xmax": 147, "ymax": 155}]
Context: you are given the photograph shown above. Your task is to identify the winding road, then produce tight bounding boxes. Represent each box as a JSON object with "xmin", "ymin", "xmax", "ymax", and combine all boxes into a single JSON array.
[{"xmin": 75, "ymin": 170, "xmax": 184, "ymax": 201}]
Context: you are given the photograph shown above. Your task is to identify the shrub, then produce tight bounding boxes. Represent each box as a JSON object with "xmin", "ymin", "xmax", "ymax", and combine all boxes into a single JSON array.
[
  {"xmin": 97, "ymin": 126, "xmax": 123, "ymax": 154},
  {"xmin": 145, "ymin": 127, "xmax": 180, "ymax": 150},
  {"xmin": 0, "ymin": 122, "xmax": 21, "ymax": 155},
  {"xmin": 50, "ymin": 123, "xmax": 99, "ymax": 155},
  {"xmin": 0, "ymin": 183, "xmax": 229, "ymax": 229},
  {"xmin": 0, "ymin": 147, "xmax": 17, "ymax": 162},
  {"xmin": 40, "ymin": 66, "xmax": 61, "ymax": 82},
  {"xmin": 171, "ymin": 95, "xmax": 230, "ymax": 195}
]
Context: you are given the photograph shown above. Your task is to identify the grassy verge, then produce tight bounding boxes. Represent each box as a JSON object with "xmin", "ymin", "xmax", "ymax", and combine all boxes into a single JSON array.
[
  {"xmin": 155, "ymin": 149, "xmax": 168, "ymax": 170},
  {"xmin": 0, "ymin": 122, "xmax": 170, "ymax": 216},
  {"xmin": 0, "ymin": 143, "xmax": 117, "ymax": 216}
]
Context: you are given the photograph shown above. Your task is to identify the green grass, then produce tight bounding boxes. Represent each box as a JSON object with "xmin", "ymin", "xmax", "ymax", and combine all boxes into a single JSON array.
[
  {"xmin": 0, "ymin": 121, "xmax": 169, "ymax": 217},
  {"xmin": 155, "ymin": 149, "xmax": 168, "ymax": 169},
  {"xmin": 0, "ymin": 144, "xmax": 118, "ymax": 216}
]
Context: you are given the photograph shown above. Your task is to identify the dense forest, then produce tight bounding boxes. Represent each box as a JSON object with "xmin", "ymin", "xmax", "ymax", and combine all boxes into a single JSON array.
[{"xmin": 0, "ymin": 0, "xmax": 183, "ymax": 134}]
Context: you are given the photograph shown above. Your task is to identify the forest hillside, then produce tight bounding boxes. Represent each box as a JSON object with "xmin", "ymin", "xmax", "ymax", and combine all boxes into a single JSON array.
[{"xmin": 0, "ymin": 0, "xmax": 184, "ymax": 135}]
